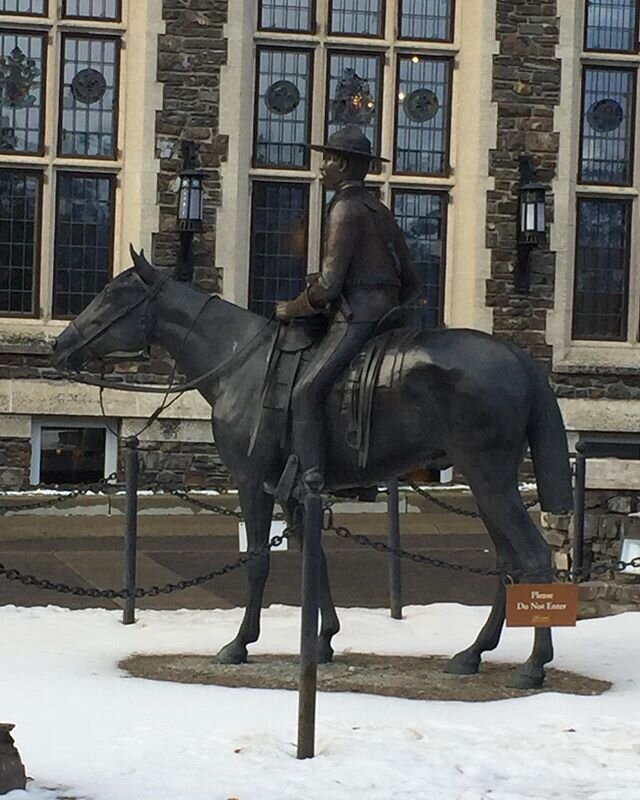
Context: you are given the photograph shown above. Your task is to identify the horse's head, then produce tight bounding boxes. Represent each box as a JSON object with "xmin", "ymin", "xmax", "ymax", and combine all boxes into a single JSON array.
[{"xmin": 52, "ymin": 246, "xmax": 166, "ymax": 372}]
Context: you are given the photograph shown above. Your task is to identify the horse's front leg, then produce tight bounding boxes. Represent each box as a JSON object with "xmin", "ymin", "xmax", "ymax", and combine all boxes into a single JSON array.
[
  {"xmin": 216, "ymin": 481, "xmax": 274, "ymax": 664},
  {"xmin": 317, "ymin": 545, "xmax": 340, "ymax": 663},
  {"xmin": 285, "ymin": 498, "xmax": 340, "ymax": 664}
]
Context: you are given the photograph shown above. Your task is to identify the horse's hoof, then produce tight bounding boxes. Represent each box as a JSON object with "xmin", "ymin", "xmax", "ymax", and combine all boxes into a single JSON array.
[
  {"xmin": 444, "ymin": 651, "xmax": 480, "ymax": 675},
  {"xmin": 509, "ymin": 664, "xmax": 545, "ymax": 690},
  {"xmin": 216, "ymin": 642, "xmax": 248, "ymax": 665},
  {"xmin": 317, "ymin": 640, "xmax": 334, "ymax": 664}
]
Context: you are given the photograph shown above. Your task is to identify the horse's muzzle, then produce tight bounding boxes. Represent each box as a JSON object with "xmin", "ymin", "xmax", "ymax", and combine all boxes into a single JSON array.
[{"xmin": 51, "ymin": 327, "xmax": 87, "ymax": 371}]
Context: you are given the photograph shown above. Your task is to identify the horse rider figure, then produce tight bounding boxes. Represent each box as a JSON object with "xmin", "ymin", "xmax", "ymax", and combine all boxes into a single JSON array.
[{"xmin": 274, "ymin": 124, "xmax": 422, "ymax": 497}]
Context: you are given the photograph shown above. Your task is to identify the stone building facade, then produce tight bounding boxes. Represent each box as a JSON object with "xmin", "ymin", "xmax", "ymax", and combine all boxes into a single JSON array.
[{"xmin": 0, "ymin": 0, "xmax": 640, "ymax": 536}]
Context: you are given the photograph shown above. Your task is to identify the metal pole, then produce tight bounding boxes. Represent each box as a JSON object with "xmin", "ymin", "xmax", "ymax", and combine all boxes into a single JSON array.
[
  {"xmin": 297, "ymin": 488, "xmax": 323, "ymax": 760},
  {"xmin": 123, "ymin": 436, "xmax": 139, "ymax": 625},
  {"xmin": 387, "ymin": 478, "xmax": 402, "ymax": 619},
  {"xmin": 573, "ymin": 442, "xmax": 586, "ymax": 583}
]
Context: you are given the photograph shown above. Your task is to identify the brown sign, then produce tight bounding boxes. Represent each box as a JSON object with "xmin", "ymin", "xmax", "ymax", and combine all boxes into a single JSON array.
[{"xmin": 506, "ymin": 584, "xmax": 578, "ymax": 627}]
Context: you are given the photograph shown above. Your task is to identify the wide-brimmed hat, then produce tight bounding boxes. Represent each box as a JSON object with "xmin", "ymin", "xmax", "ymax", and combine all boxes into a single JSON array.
[{"xmin": 308, "ymin": 124, "xmax": 389, "ymax": 163}]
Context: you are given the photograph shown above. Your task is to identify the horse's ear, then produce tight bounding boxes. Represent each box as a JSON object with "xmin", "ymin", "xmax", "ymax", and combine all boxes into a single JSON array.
[{"xmin": 129, "ymin": 244, "xmax": 156, "ymax": 284}]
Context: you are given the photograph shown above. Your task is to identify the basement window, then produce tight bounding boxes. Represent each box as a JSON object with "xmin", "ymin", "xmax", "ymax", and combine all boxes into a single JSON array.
[{"xmin": 30, "ymin": 418, "xmax": 117, "ymax": 486}]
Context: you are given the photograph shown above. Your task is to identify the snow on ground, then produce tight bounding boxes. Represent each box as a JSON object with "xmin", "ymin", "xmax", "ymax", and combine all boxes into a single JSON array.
[{"xmin": 1, "ymin": 603, "xmax": 639, "ymax": 800}]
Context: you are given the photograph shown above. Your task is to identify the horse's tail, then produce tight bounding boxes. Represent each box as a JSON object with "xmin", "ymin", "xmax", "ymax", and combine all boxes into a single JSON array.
[{"xmin": 524, "ymin": 357, "xmax": 573, "ymax": 513}]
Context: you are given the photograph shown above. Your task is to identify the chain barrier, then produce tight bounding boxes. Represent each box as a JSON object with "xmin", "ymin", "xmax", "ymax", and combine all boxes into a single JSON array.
[
  {"xmin": 408, "ymin": 481, "xmax": 538, "ymax": 518},
  {"xmin": 0, "ymin": 473, "xmax": 119, "ymax": 516},
  {"xmin": 0, "ymin": 529, "xmax": 292, "ymax": 599},
  {"xmin": 2, "ymin": 480, "xmax": 639, "ymax": 597},
  {"xmin": 321, "ymin": 509, "xmax": 640, "ymax": 582}
]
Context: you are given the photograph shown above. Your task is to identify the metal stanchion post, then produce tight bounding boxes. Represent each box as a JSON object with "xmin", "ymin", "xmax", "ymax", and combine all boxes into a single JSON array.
[
  {"xmin": 387, "ymin": 478, "xmax": 402, "ymax": 619},
  {"xmin": 123, "ymin": 436, "xmax": 139, "ymax": 625},
  {"xmin": 573, "ymin": 442, "xmax": 586, "ymax": 583},
  {"xmin": 297, "ymin": 488, "xmax": 323, "ymax": 760}
]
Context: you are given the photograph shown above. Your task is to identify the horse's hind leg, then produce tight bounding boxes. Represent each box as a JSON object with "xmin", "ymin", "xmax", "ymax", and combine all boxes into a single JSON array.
[
  {"xmin": 284, "ymin": 499, "xmax": 340, "ymax": 664},
  {"xmin": 216, "ymin": 480, "xmax": 274, "ymax": 664},
  {"xmin": 457, "ymin": 474, "xmax": 554, "ymax": 688},
  {"xmin": 445, "ymin": 513, "xmax": 514, "ymax": 676}
]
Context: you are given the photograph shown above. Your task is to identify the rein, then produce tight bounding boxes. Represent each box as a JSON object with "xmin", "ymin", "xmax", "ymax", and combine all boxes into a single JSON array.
[
  {"xmin": 60, "ymin": 277, "xmax": 272, "ymax": 394},
  {"xmin": 60, "ymin": 325, "xmax": 269, "ymax": 394}
]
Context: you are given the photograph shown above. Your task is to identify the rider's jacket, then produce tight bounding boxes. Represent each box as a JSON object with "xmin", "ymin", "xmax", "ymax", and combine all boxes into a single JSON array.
[{"xmin": 307, "ymin": 183, "xmax": 422, "ymax": 323}]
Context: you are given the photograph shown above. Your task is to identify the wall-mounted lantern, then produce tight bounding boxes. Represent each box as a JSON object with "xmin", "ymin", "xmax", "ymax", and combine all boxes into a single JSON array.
[
  {"xmin": 515, "ymin": 155, "xmax": 547, "ymax": 293},
  {"xmin": 175, "ymin": 140, "xmax": 204, "ymax": 283}
]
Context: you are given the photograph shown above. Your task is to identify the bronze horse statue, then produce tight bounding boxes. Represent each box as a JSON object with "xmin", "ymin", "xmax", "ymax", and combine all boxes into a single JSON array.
[{"xmin": 52, "ymin": 248, "xmax": 573, "ymax": 689}]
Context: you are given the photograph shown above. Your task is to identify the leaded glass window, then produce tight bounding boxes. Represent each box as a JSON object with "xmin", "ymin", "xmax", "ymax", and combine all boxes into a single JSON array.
[
  {"xmin": 329, "ymin": 0, "xmax": 384, "ymax": 37},
  {"xmin": 0, "ymin": 170, "xmax": 40, "ymax": 315},
  {"xmin": 59, "ymin": 36, "xmax": 120, "ymax": 158},
  {"xmin": 399, "ymin": 0, "xmax": 454, "ymax": 41},
  {"xmin": 0, "ymin": 32, "xmax": 45, "ymax": 154},
  {"xmin": 393, "ymin": 190, "xmax": 445, "ymax": 329},
  {"xmin": 327, "ymin": 52, "xmax": 382, "ymax": 163},
  {"xmin": 0, "ymin": 0, "xmax": 46, "ymax": 14},
  {"xmin": 585, "ymin": 0, "xmax": 639, "ymax": 52},
  {"xmin": 53, "ymin": 173, "xmax": 114, "ymax": 317},
  {"xmin": 395, "ymin": 55, "xmax": 451, "ymax": 175},
  {"xmin": 63, "ymin": 0, "xmax": 120, "ymax": 19},
  {"xmin": 572, "ymin": 198, "xmax": 630, "ymax": 340},
  {"xmin": 254, "ymin": 48, "xmax": 312, "ymax": 169},
  {"xmin": 249, "ymin": 181, "xmax": 308, "ymax": 318},
  {"xmin": 259, "ymin": 0, "xmax": 313, "ymax": 32},
  {"xmin": 580, "ymin": 67, "xmax": 635, "ymax": 184}
]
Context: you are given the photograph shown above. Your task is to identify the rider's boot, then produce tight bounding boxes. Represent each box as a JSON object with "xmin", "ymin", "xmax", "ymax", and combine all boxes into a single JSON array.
[{"xmin": 265, "ymin": 419, "xmax": 325, "ymax": 502}]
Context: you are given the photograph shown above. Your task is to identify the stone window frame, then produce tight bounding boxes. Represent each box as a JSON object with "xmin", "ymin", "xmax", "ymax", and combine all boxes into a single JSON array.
[
  {"xmin": 29, "ymin": 415, "xmax": 118, "ymax": 485},
  {"xmin": 571, "ymin": 194, "xmax": 632, "ymax": 342},
  {"xmin": 0, "ymin": 1, "xmax": 48, "ymax": 17},
  {"xmin": 559, "ymin": 3, "xmax": 640, "ymax": 365},
  {"xmin": 244, "ymin": 0, "xmax": 458, "ymax": 321},
  {"xmin": 583, "ymin": 0, "xmax": 640, "ymax": 55},
  {"xmin": 0, "ymin": 1, "xmax": 125, "ymax": 322}
]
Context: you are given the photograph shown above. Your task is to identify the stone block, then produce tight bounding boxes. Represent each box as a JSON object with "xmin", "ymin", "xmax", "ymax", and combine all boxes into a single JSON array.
[
  {"xmin": 553, "ymin": 551, "xmax": 569, "ymax": 571},
  {"xmin": 539, "ymin": 511, "xmax": 570, "ymax": 531},
  {"xmin": 0, "ymin": 468, "xmax": 24, "ymax": 488},
  {"xmin": 542, "ymin": 529, "xmax": 565, "ymax": 547},
  {"xmin": 606, "ymin": 495, "xmax": 633, "ymax": 514}
]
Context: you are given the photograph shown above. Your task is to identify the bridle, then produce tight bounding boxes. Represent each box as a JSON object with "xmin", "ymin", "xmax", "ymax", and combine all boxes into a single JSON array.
[
  {"xmin": 59, "ymin": 271, "xmax": 272, "ymax": 395},
  {"xmin": 64, "ymin": 271, "xmax": 171, "ymax": 366}
]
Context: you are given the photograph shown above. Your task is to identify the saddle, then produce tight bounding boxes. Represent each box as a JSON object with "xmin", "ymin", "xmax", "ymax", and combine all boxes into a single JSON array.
[{"xmin": 248, "ymin": 311, "xmax": 416, "ymax": 472}]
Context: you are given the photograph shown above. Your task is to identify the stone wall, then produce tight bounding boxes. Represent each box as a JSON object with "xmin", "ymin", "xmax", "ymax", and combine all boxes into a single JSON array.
[
  {"xmin": 121, "ymin": 439, "xmax": 230, "ymax": 488},
  {"xmin": 487, "ymin": 1, "xmax": 561, "ymax": 370},
  {"xmin": 153, "ymin": 0, "xmax": 228, "ymax": 294},
  {"xmin": 0, "ymin": 433, "xmax": 231, "ymax": 490},
  {"xmin": 541, "ymin": 490, "xmax": 640, "ymax": 577},
  {"xmin": 0, "ymin": 438, "xmax": 31, "ymax": 488}
]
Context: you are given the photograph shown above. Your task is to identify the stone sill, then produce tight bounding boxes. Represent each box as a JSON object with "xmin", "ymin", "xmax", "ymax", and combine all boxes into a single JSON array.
[{"xmin": 0, "ymin": 343, "xmax": 53, "ymax": 356}]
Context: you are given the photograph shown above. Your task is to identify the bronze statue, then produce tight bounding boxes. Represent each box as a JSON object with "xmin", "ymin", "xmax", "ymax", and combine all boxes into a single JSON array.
[
  {"xmin": 52, "ymin": 248, "xmax": 573, "ymax": 689},
  {"xmin": 275, "ymin": 125, "xmax": 421, "ymax": 496}
]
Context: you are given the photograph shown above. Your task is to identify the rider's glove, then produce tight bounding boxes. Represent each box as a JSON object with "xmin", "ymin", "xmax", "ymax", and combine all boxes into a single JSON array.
[{"xmin": 274, "ymin": 289, "xmax": 316, "ymax": 321}]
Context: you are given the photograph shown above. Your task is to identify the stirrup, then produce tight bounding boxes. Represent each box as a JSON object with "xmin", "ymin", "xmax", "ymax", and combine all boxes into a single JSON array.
[{"xmin": 264, "ymin": 454, "xmax": 300, "ymax": 502}]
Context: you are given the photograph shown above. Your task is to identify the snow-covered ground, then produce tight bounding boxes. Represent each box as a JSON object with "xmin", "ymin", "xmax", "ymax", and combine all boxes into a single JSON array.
[{"xmin": 2, "ymin": 603, "xmax": 639, "ymax": 800}]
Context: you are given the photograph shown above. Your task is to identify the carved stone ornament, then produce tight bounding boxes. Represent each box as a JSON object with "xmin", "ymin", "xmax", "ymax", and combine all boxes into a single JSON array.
[
  {"xmin": 71, "ymin": 68, "xmax": 107, "ymax": 105},
  {"xmin": 587, "ymin": 98, "xmax": 624, "ymax": 133},
  {"xmin": 330, "ymin": 68, "xmax": 375, "ymax": 126},
  {"xmin": 404, "ymin": 88, "xmax": 440, "ymax": 123},
  {"xmin": 0, "ymin": 46, "xmax": 40, "ymax": 109},
  {"xmin": 265, "ymin": 80, "xmax": 301, "ymax": 115}
]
